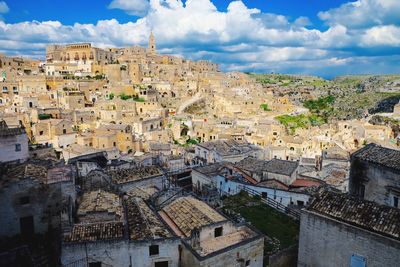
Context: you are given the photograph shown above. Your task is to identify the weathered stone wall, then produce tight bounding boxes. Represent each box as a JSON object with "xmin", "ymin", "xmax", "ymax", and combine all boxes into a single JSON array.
[
  {"xmin": 269, "ymin": 245, "xmax": 298, "ymax": 267},
  {"xmin": 298, "ymin": 211, "xmax": 400, "ymax": 267},
  {"xmin": 61, "ymin": 238, "xmax": 180, "ymax": 267},
  {"xmin": 349, "ymin": 159, "xmax": 400, "ymax": 206},
  {"xmin": 0, "ymin": 133, "xmax": 28, "ymax": 163},
  {"xmin": 0, "ymin": 178, "xmax": 63, "ymax": 237},
  {"xmin": 181, "ymin": 237, "xmax": 264, "ymax": 267}
]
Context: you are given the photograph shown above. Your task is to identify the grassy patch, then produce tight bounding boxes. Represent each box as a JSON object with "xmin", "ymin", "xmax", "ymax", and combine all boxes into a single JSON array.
[
  {"xmin": 133, "ymin": 96, "xmax": 145, "ymax": 102},
  {"xmin": 222, "ymin": 192, "xmax": 299, "ymax": 253},
  {"xmin": 260, "ymin": 103, "xmax": 272, "ymax": 112},
  {"xmin": 119, "ymin": 93, "xmax": 133, "ymax": 100},
  {"xmin": 275, "ymin": 114, "xmax": 310, "ymax": 134}
]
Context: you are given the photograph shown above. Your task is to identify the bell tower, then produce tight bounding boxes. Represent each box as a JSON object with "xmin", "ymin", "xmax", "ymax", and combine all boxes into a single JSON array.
[{"xmin": 148, "ymin": 31, "xmax": 156, "ymax": 55}]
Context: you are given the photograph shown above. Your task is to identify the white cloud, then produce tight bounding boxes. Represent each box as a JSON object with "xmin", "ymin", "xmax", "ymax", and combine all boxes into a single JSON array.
[
  {"xmin": 318, "ymin": 0, "xmax": 400, "ymax": 28},
  {"xmin": 0, "ymin": 1, "xmax": 9, "ymax": 14},
  {"xmin": 0, "ymin": 0, "xmax": 399, "ymax": 77},
  {"xmin": 108, "ymin": 0, "xmax": 150, "ymax": 16},
  {"xmin": 361, "ymin": 25, "xmax": 400, "ymax": 47}
]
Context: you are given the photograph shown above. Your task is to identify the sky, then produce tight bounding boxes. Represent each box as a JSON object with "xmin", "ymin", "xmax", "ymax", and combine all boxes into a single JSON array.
[{"xmin": 1, "ymin": 0, "xmax": 400, "ymax": 78}]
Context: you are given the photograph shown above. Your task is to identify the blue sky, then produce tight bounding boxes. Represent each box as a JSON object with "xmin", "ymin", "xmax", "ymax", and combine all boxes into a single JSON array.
[{"xmin": 1, "ymin": 0, "xmax": 400, "ymax": 78}]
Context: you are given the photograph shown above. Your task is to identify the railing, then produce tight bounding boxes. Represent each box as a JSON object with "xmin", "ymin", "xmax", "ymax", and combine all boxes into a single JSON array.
[{"xmin": 239, "ymin": 186, "xmax": 301, "ymax": 220}]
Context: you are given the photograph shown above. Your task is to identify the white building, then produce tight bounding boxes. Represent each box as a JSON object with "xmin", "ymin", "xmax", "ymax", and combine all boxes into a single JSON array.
[{"xmin": 0, "ymin": 120, "xmax": 29, "ymax": 163}]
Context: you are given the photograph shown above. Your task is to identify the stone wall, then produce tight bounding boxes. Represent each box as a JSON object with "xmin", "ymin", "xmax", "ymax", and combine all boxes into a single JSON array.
[
  {"xmin": 0, "ymin": 178, "xmax": 63, "ymax": 237},
  {"xmin": 349, "ymin": 159, "xmax": 400, "ymax": 206},
  {"xmin": 298, "ymin": 211, "xmax": 400, "ymax": 267},
  {"xmin": 61, "ymin": 238, "xmax": 180, "ymax": 267},
  {"xmin": 181, "ymin": 237, "xmax": 264, "ymax": 267},
  {"xmin": 0, "ymin": 132, "xmax": 28, "ymax": 163},
  {"xmin": 269, "ymin": 245, "xmax": 297, "ymax": 267}
]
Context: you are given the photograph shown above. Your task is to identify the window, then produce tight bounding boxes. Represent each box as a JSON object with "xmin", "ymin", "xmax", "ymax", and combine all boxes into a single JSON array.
[
  {"xmin": 393, "ymin": 196, "xmax": 399, "ymax": 208},
  {"xmin": 297, "ymin": 200, "xmax": 304, "ymax": 206},
  {"xmin": 39, "ymin": 131, "xmax": 44, "ymax": 136},
  {"xmin": 15, "ymin": 144, "xmax": 21, "ymax": 151},
  {"xmin": 20, "ymin": 196, "xmax": 30, "ymax": 205},
  {"xmin": 214, "ymin": 226, "xmax": 223, "ymax": 237},
  {"xmin": 359, "ymin": 184, "xmax": 365, "ymax": 198},
  {"xmin": 350, "ymin": 254, "xmax": 366, "ymax": 267},
  {"xmin": 149, "ymin": 245, "xmax": 159, "ymax": 256},
  {"xmin": 245, "ymin": 260, "xmax": 251, "ymax": 266}
]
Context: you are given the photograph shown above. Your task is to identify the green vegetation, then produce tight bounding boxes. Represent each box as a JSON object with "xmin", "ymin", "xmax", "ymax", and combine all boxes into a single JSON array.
[
  {"xmin": 260, "ymin": 103, "xmax": 272, "ymax": 112},
  {"xmin": 222, "ymin": 192, "xmax": 299, "ymax": 255},
  {"xmin": 109, "ymin": 93, "xmax": 115, "ymax": 100},
  {"xmin": 250, "ymin": 73, "xmax": 296, "ymax": 86},
  {"xmin": 303, "ymin": 95, "xmax": 335, "ymax": 114},
  {"xmin": 186, "ymin": 138, "xmax": 198, "ymax": 145},
  {"xmin": 303, "ymin": 95, "xmax": 335, "ymax": 121},
  {"xmin": 133, "ymin": 96, "xmax": 145, "ymax": 102},
  {"xmin": 167, "ymin": 123, "xmax": 172, "ymax": 128},
  {"xmin": 38, "ymin": 114, "xmax": 52, "ymax": 120},
  {"xmin": 120, "ymin": 65, "xmax": 127, "ymax": 71},
  {"xmin": 275, "ymin": 114, "xmax": 310, "ymax": 134},
  {"xmin": 119, "ymin": 93, "xmax": 133, "ymax": 100}
]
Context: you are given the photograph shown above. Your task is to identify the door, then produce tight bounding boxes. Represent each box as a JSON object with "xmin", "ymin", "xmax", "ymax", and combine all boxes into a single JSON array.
[
  {"xmin": 155, "ymin": 261, "xmax": 168, "ymax": 267},
  {"xmin": 20, "ymin": 216, "xmax": 34, "ymax": 238}
]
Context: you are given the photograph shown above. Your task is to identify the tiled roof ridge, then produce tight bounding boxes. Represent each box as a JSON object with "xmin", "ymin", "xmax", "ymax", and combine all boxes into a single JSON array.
[{"xmin": 308, "ymin": 190, "xmax": 400, "ymax": 240}]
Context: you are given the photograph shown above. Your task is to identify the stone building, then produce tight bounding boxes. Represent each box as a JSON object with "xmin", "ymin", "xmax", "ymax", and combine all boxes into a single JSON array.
[
  {"xmin": 57, "ymin": 88, "xmax": 85, "ymax": 110},
  {"xmin": 194, "ymin": 139, "xmax": 264, "ymax": 164},
  {"xmin": 159, "ymin": 196, "xmax": 264, "ymax": 267},
  {"xmin": 298, "ymin": 190, "xmax": 400, "ymax": 267},
  {"xmin": 0, "ymin": 162, "xmax": 75, "ymax": 238},
  {"xmin": 349, "ymin": 143, "xmax": 400, "ymax": 208},
  {"xmin": 62, "ymin": 192, "xmax": 181, "ymax": 267},
  {"xmin": 192, "ymin": 160, "xmax": 312, "ymax": 208},
  {"xmin": 106, "ymin": 165, "xmax": 165, "ymax": 192},
  {"xmin": 0, "ymin": 120, "xmax": 28, "ymax": 163},
  {"xmin": 31, "ymin": 118, "xmax": 75, "ymax": 149}
]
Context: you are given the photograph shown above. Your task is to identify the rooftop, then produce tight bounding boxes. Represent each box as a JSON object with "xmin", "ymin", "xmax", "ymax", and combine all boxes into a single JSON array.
[
  {"xmin": 193, "ymin": 162, "xmax": 226, "ymax": 177},
  {"xmin": 108, "ymin": 166, "xmax": 162, "ymax": 184},
  {"xmin": 0, "ymin": 120, "xmax": 26, "ymax": 137},
  {"xmin": 307, "ymin": 190, "xmax": 400, "ymax": 240},
  {"xmin": 126, "ymin": 186, "xmax": 159, "ymax": 200},
  {"xmin": 351, "ymin": 143, "xmax": 400, "ymax": 171},
  {"xmin": 264, "ymin": 158, "xmax": 298, "ymax": 176},
  {"xmin": 126, "ymin": 197, "xmax": 171, "ymax": 240},
  {"xmin": 197, "ymin": 226, "xmax": 256, "ymax": 256},
  {"xmin": 197, "ymin": 139, "xmax": 258, "ymax": 156},
  {"xmin": 235, "ymin": 157, "xmax": 269, "ymax": 176},
  {"xmin": 64, "ymin": 222, "xmax": 124, "ymax": 243},
  {"xmin": 77, "ymin": 190, "xmax": 123, "ymax": 222},
  {"xmin": 0, "ymin": 162, "xmax": 49, "ymax": 187},
  {"xmin": 160, "ymin": 196, "xmax": 226, "ymax": 237},
  {"xmin": 47, "ymin": 165, "xmax": 73, "ymax": 184}
]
